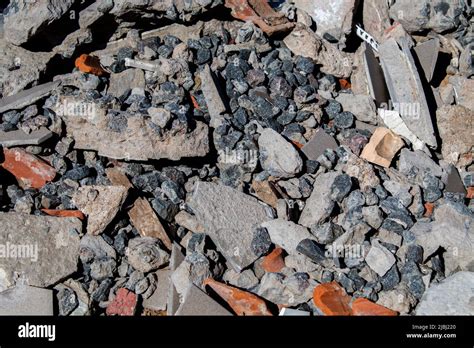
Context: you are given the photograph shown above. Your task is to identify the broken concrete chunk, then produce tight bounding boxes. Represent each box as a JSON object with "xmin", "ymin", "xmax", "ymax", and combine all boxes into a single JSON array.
[
  {"xmin": 72, "ymin": 185, "xmax": 128, "ymax": 235},
  {"xmin": 108, "ymin": 68, "xmax": 145, "ymax": 98},
  {"xmin": 175, "ymin": 284, "xmax": 231, "ymax": 316},
  {"xmin": 398, "ymin": 148, "xmax": 443, "ymax": 180},
  {"xmin": 336, "ymin": 148, "xmax": 380, "ymax": 189},
  {"xmin": 174, "ymin": 211, "xmax": 205, "ymax": 234},
  {"xmin": 251, "ymin": 180, "xmax": 279, "ymax": 207},
  {"xmin": 3, "ymin": 0, "xmax": 75, "ymax": 45},
  {"xmin": 361, "ymin": 127, "xmax": 404, "ymax": 168},
  {"xmin": 200, "ymin": 65, "xmax": 226, "ymax": 128},
  {"xmin": 0, "ymin": 128, "xmax": 53, "ymax": 147},
  {"xmin": 302, "ymin": 128, "xmax": 338, "ymax": 161},
  {"xmin": 0, "ymin": 285, "xmax": 53, "ymax": 315},
  {"xmin": 365, "ymin": 239, "xmax": 396, "ymax": 277},
  {"xmin": 299, "ymin": 172, "xmax": 339, "ymax": 227},
  {"xmin": 0, "ymin": 213, "xmax": 81, "ymax": 291},
  {"xmin": 167, "ymin": 244, "xmax": 185, "ymax": 316},
  {"xmin": 336, "ymin": 93, "xmax": 377, "ymax": 125},
  {"xmin": 126, "ymin": 237, "xmax": 169, "ymax": 273},
  {"xmin": 449, "ymin": 76, "xmax": 474, "ymax": 111},
  {"xmin": 362, "ymin": 0, "xmax": 391, "ymax": 43},
  {"xmin": 283, "ymin": 24, "xmax": 353, "ymax": 78},
  {"xmin": 416, "ymin": 272, "xmax": 474, "ymax": 315},
  {"xmin": 261, "ymin": 219, "xmax": 314, "ymax": 254},
  {"xmin": 378, "ymin": 38, "xmax": 436, "ymax": 147},
  {"xmin": 188, "ymin": 181, "xmax": 272, "ymax": 272},
  {"xmin": 143, "ymin": 270, "xmax": 171, "ymax": 312},
  {"xmin": 293, "ymin": 0, "xmax": 357, "ymax": 47},
  {"xmin": 128, "ymin": 198, "xmax": 172, "ymax": 250},
  {"xmin": 379, "ymin": 109, "xmax": 425, "ymax": 151},
  {"xmin": 258, "ymin": 128, "xmax": 303, "ymax": 178},
  {"xmin": 54, "ymin": 96, "xmax": 209, "ymax": 161},
  {"xmin": 436, "ymin": 105, "xmax": 473, "ymax": 167},
  {"xmin": 1, "ymin": 148, "xmax": 56, "ymax": 189},
  {"xmin": 257, "ymin": 272, "xmax": 316, "ymax": 306},
  {"xmin": 413, "ymin": 200, "xmax": 473, "ymax": 275}
]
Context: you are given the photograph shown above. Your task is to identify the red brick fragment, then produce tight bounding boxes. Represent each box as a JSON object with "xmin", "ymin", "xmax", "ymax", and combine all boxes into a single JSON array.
[
  {"xmin": 75, "ymin": 54, "xmax": 106, "ymax": 76},
  {"xmin": 313, "ymin": 282, "xmax": 352, "ymax": 316},
  {"xmin": 467, "ymin": 187, "xmax": 474, "ymax": 199},
  {"xmin": 203, "ymin": 278, "xmax": 272, "ymax": 316},
  {"xmin": 1, "ymin": 148, "xmax": 56, "ymax": 189},
  {"xmin": 351, "ymin": 298, "xmax": 398, "ymax": 316},
  {"xmin": 106, "ymin": 288, "xmax": 137, "ymax": 316},
  {"xmin": 41, "ymin": 209, "xmax": 85, "ymax": 220},
  {"xmin": 262, "ymin": 247, "xmax": 285, "ymax": 273},
  {"xmin": 424, "ymin": 202, "xmax": 435, "ymax": 217}
]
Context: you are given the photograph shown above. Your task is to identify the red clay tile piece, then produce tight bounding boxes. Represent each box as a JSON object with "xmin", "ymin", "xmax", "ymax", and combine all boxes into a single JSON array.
[
  {"xmin": 41, "ymin": 209, "xmax": 85, "ymax": 220},
  {"xmin": 424, "ymin": 202, "xmax": 435, "ymax": 217},
  {"xmin": 262, "ymin": 247, "xmax": 285, "ymax": 273},
  {"xmin": 1, "ymin": 148, "xmax": 56, "ymax": 189},
  {"xmin": 313, "ymin": 282, "xmax": 352, "ymax": 316},
  {"xmin": 203, "ymin": 278, "xmax": 272, "ymax": 316},
  {"xmin": 75, "ymin": 54, "xmax": 106, "ymax": 76},
  {"xmin": 106, "ymin": 288, "xmax": 137, "ymax": 316},
  {"xmin": 351, "ymin": 298, "xmax": 398, "ymax": 316}
]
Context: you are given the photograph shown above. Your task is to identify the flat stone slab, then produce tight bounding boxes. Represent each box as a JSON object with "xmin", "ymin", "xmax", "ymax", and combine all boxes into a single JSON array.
[
  {"xmin": 0, "ymin": 213, "xmax": 82, "ymax": 291},
  {"xmin": 302, "ymin": 128, "xmax": 338, "ymax": 161},
  {"xmin": 379, "ymin": 38, "xmax": 436, "ymax": 147},
  {"xmin": 188, "ymin": 181, "xmax": 273, "ymax": 272},
  {"xmin": 0, "ymin": 128, "xmax": 53, "ymax": 147},
  {"xmin": 200, "ymin": 65, "xmax": 226, "ymax": 128},
  {"xmin": 416, "ymin": 272, "xmax": 474, "ymax": 315},
  {"xmin": 143, "ymin": 269, "xmax": 171, "ymax": 312},
  {"xmin": 0, "ymin": 285, "xmax": 53, "ymax": 315},
  {"xmin": 0, "ymin": 81, "xmax": 61, "ymax": 113},
  {"xmin": 52, "ymin": 96, "xmax": 209, "ymax": 161},
  {"xmin": 175, "ymin": 284, "xmax": 231, "ymax": 316}
]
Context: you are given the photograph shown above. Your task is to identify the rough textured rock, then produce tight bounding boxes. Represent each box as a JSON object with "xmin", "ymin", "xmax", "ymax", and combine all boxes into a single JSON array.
[
  {"xmin": 257, "ymin": 272, "xmax": 316, "ymax": 306},
  {"xmin": 53, "ymin": 96, "xmax": 209, "ymax": 161},
  {"xmin": 258, "ymin": 128, "xmax": 303, "ymax": 178},
  {"xmin": 436, "ymin": 105, "xmax": 473, "ymax": 167},
  {"xmin": 3, "ymin": 0, "xmax": 75, "ymax": 45},
  {"xmin": 0, "ymin": 213, "xmax": 81, "ymax": 291},
  {"xmin": 413, "ymin": 200, "xmax": 473, "ymax": 275},
  {"xmin": 0, "ymin": 285, "xmax": 53, "ymax": 315},
  {"xmin": 188, "ymin": 182, "xmax": 272, "ymax": 272},
  {"xmin": 73, "ymin": 185, "xmax": 128, "ymax": 235},
  {"xmin": 416, "ymin": 272, "xmax": 474, "ymax": 315},
  {"xmin": 365, "ymin": 239, "xmax": 396, "ymax": 277},
  {"xmin": 261, "ymin": 219, "xmax": 314, "ymax": 254},
  {"xmin": 336, "ymin": 93, "xmax": 377, "ymax": 125},
  {"xmin": 299, "ymin": 172, "xmax": 339, "ymax": 227},
  {"xmin": 126, "ymin": 237, "xmax": 169, "ymax": 273}
]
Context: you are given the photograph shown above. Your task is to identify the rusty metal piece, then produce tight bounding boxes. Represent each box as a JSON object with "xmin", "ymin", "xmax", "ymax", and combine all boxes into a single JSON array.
[{"xmin": 225, "ymin": 0, "xmax": 294, "ymax": 35}]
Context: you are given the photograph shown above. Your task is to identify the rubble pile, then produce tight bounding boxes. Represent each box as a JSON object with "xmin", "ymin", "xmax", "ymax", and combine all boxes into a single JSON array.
[{"xmin": 0, "ymin": 0, "xmax": 473, "ymax": 316}]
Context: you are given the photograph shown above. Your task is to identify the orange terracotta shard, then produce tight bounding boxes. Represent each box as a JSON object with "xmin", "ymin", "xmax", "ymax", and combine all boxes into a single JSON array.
[
  {"xmin": 262, "ymin": 247, "xmax": 285, "ymax": 273},
  {"xmin": 1, "ymin": 148, "xmax": 56, "ymax": 189},
  {"xmin": 225, "ymin": 0, "xmax": 294, "ymax": 36},
  {"xmin": 75, "ymin": 54, "xmax": 106, "ymax": 76},
  {"xmin": 467, "ymin": 187, "xmax": 474, "ymax": 199},
  {"xmin": 42, "ymin": 209, "xmax": 85, "ymax": 220},
  {"xmin": 313, "ymin": 282, "xmax": 352, "ymax": 316},
  {"xmin": 423, "ymin": 202, "xmax": 435, "ymax": 217},
  {"xmin": 351, "ymin": 298, "xmax": 398, "ymax": 316},
  {"xmin": 203, "ymin": 278, "xmax": 272, "ymax": 316}
]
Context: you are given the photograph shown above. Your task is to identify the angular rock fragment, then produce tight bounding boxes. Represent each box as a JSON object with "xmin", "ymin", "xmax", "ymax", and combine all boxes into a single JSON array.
[
  {"xmin": 0, "ymin": 213, "xmax": 81, "ymax": 291},
  {"xmin": 336, "ymin": 148, "xmax": 380, "ymax": 189},
  {"xmin": 262, "ymin": 219, "xmax": 314, "ymax": 254},
  {"xmin": 336, "ymin": 93, "xmax": 377, "ymax": 125},
  {"xmin": 126, "ymin": 237, "xmax": 169, "ymax": 273},
  {"xmin": 0, "ymin": 285, "xmax": 53, "ymax": 315},
  {"xmin": 175, "ymin": 284, "xmax": 232, "ymax": 316},
  {"xmin": 413, "ymin": 39, "xmax": 439, "ymax": 83},
  {"xmin": 128, "ymin": 198, "xmax": 172, "ymax": 250},
  {"xmin": 200, "ymin": 65, "xmax": 226, "ymax": 128},
  {"xmin": 416, "ymin": 272, "xmax": 474, "ymax": 315},
  {"xmin": 299, "ymin": 172, "xmax": 339, "ymax": 227},
  {"xmin": 188, "ymin": 182, "xmax": 272, "ymax": 272},
  {"xmin": 365, "ymin": 239, "xmax": 396, "ymax": 277},
  {"xmin": 361, "ymin": 127, "xmax": 404, "ymax": 168},
  {"xmin": 73, "ymin": 185, "xmax": 128, "ymax": 235},
  {"xmin": 257, "ymin": 272, "xmax": 316, "ymax": 306},
  {"xmin": 258, "ymin": 128, "xmax": 303, "ymax": 178},
  {"xmin": 106, "ymin": 288, "xmax": 137, "ymax": 316},
  {"xmin": 1, "ymin": 148, "xmax": 56, "ymax": 189},
  {"xmin": 143, "ymin": 270, "xmax": 171, "ymax": 312}
]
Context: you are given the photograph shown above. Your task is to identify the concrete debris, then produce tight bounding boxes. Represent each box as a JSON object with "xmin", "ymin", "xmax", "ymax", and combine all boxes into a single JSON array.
[
  {"xmin": 200, "ymin": 65, "xmax": 226, "ymax": 128},
  {"xmin": 416, "ymin": 272, "xmax": 474, "ymax": 315},
  {"xmin": 0, "ymin": 127, "xmax": 52, "ymax": 147},
  {"xmin": 302, "ymin": 128, "xmax": 338, "ymax": 161},
  {"xmin": 378, "ymin": 38, "xmax": 437, "ymax": 148},
  {"xmin": 0, "ymin": 285, "xmax": 53, "ymax": 315},
  {"xmin": 365, "ymin": 239, "xmax": 397, "ymax": 277},
  {"xmin": 73, "ymin": 185, "xmax": 128, "ymax": 235},
  {"xmin": 143, "ymin": 270, "xmax": 171, "ymax": 312},
  {"xmin": 413, "ymin": 39, "xmax": 440, "ymax": 82},
  {"xmin": 261, "ymin": 219, "xmax": 314, "ymax": 254},
  {"xmin": 175, "ymin": 284, "xmax": 231, "ymax": 316},
  {"xmin": 0, "ymin": 213, "xmax": 81, "ymax": 291},
  {"xmin": 0, "ymin": 81, "xmax": 61, "ymax": 113},
  {"xmin": 188, "ymin": 182, "xmax": 272, "ymax": 272},
  {"xmin": 336, "ymin": 93, "xmax": 377, "ymax": 125}
]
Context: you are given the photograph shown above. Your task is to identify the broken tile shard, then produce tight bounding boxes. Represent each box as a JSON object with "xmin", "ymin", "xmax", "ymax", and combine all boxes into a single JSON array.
[
  {"xmin": 1, "ymin": 148, "xmax": 56, "ymax": 189},
  {"xmin": 313, "ymin": 282, "xmax": 352, "ymax": 316},
  {"xmin": 361, "ymin": 127, "xmax": 404, "ymax": 168}
]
